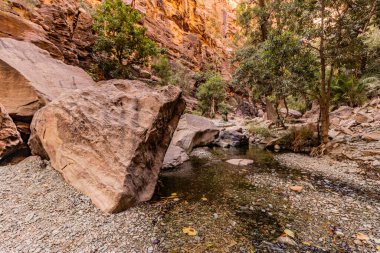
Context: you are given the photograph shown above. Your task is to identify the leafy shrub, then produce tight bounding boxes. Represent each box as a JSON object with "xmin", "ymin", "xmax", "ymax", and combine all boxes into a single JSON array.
[
  {"xmin": 92, "ymin": 0, "xmax": 157, "ymax": 79},
  {"xmin": 152, "ymin": 55, "xmax": 172, "ymax": 85},
  {"xmin": 331, "ymin": 74, "xmax": 367, "ymax": 107},
  {"xmin": 196, "ymin": 73, "xmax": 226, "ymax": 118},
  {"xmin": 277, "ymin": 126, "xmax": 318, "ymax": 152},
  {"xmin": 248, "ymin": 125, "xmax": 272, "ymax": 138},
  {"xmin": 169, "ymin": 63, "xmax": 194, "ymax": 95}
]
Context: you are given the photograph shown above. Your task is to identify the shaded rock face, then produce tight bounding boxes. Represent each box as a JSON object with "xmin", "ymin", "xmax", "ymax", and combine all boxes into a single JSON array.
[
  {"xmin": 29, "ymin": 80, "xmax": 185, "ymax": 213},
  {"xmin": 163, "ymin": 114, "xmax": 219, "ymax": 168},
  {"xmin": 0, "ymin": 38, "xmax": 94, "ymax": 123},
  {"xmin": 0, "ymin": 103, "xmax": 23, "ymax": 160},
  {"xmin": 215, "ymin": 126, "xmax": 249, "ymax": 148}
]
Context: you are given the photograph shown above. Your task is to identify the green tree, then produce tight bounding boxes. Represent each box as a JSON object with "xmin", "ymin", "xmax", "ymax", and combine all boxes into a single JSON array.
[
  {"xmin": 92, "ymin": 0, "xmax": 157, "ymax": 79},
  {"xmin": 234, "ymin": 31, "xmax": 318, "ymax": 127},
  {"xmin": 235, "ymin": 0, "xmax": 379, "ymax": 143},
  {"xmin": 197, "ymin": 73, "xmax": 226, "ymax": 118}
]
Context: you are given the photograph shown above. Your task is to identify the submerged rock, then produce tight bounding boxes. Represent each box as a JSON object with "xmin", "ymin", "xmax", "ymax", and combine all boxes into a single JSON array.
[
  {"xmin": 29, "ymin": 80, "xmax": 185, "ymax": 213},
  {"xmin": 226, "ymin": 159, "xmax": 254, "ymax": 166},
  {"xmin": 0, "ymin": 103, "xmax": 23, "ymax": 160},
  {"xmin": 163, "ymin": 114, "xmax": 219, "ymax": 168}
]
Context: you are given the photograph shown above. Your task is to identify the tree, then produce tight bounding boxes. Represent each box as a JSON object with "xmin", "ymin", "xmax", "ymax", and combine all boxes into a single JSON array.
[
  {"xmin": 197, "ymin": 73, "xmax": 227, "ymax": 118},
  {"xmin": 234, "ymin": 31, "xmax": 318, "ymax": 127},
  {"xmin": 234, "ymin": 0, "xmax": 379, "ymax": 143},
  {"xmin": 92, "ymin": 0, "xmax": 157, "ymax": 79}
]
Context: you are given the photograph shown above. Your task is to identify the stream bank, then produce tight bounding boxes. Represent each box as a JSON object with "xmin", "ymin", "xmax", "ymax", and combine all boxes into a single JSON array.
[{"xmin": 0, "ymin": 147, "xmax": 379, "ymax": 252}]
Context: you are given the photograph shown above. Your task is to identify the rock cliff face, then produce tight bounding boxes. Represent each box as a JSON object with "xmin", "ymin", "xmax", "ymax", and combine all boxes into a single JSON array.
[
  {"xmin": 133, "ymin": 0, "xmax": 239, "ymax": 76},
  {"xmin": 0, "ymin": 0, "xmax": 239, "ymax": 75}
]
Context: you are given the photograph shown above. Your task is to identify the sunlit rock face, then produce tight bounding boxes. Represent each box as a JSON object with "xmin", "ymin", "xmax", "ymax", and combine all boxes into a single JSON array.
[
  {"xmin": 133, "ymin": 0, "xmax": 239, "ymax": 76},
  {"xmin": 1, "ymin": 0, "xmax": 239, "ymax": 75}
]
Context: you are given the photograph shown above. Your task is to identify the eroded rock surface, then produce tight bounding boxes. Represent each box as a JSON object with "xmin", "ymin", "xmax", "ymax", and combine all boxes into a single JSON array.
[
  {"xmin": 29, "ymin": 80, "xmax": 185, "ymax": 213},
  {"xmin": 0, "ymin": 38, "xmax": 94, "ymax": 121},
  {"xmin": 163, "ymin": 114, "xmax": 219, "ymax": 168},
  {"xmin": 0, "ymin": 103, "xmax": 23, "ymax": 160}
]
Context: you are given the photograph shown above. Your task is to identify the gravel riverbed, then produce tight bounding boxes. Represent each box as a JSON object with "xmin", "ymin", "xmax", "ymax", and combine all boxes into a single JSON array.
[{"xmin": 1, "ymin": 152, "xmax": 380, "ymax": 253}]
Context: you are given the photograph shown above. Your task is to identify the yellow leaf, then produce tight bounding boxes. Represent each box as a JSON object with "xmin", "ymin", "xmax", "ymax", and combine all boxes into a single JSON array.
[
  {"xmin": 356, "ymin": 232, "xmax": 369, "ymax": 241},
  {"xmin": 302, "ymin": 241, "xmax": 311, "ymax": 246},
  {"xmin": 284, "ymin": 229, "xmax": 295, "ymax": 238},
  {"xmin": 182, "ymin": 227, "xmax": 198, "ymax": 236},
  {"xmin": 376, "ymin": 245, "xmax": 380, "ymax": 251},
  {"xmin": 201, "ymin": 195, "xmax": 208, "ymax": 201},
  {"xmin": 171, "ymin": 193, "xmax": 177, "ymax": 196},
  {"xmin": 206, "ymin": 243, "xmax": 214, "ymax": 248}
]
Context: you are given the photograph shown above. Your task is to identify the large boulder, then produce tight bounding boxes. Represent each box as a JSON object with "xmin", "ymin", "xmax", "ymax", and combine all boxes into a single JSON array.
[
  {"xmin": 0, "ymin": 103, "xmax": 23, "ymax": 160},
  {"xmin": 0, "ymin": 38, "xmax": 95, "ymax": 122},
  {"xmin": 29, "ymin": 80, "xmax": 185, "ymax": 213},
  {"xmin": 162, "ymin": 114, "xmax": 219, "ymax": 168}
]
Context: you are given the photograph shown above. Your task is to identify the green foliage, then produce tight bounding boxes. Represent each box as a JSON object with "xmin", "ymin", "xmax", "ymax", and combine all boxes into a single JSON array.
[
  {"xmin": 152, "ymin": 55, "xmax": 172, "ymax": 85},
  {"xmin": 169, "ymin": 63, "xmax": 194, "ymax": 95},
  {"xmin": 277, "ymin": 126, "xmax": 318, "ymax": 152},
  {"xmin": 92, "ymin": 0, "xmax": 157, "ymax": 79},
  {"xmin": 331, "ymin": 74, "xmax": 367, "ymax": 108},
  {"xmin": 234, "ymin": 32, "xmax": 318, "ymax": 99},
  {"xmin": 248, "ymin": 125, "xmax": 272, "ymax": 138},
  {"xmin": 196, "ymin": 73, "xmax": 227, "ymax": 118}
]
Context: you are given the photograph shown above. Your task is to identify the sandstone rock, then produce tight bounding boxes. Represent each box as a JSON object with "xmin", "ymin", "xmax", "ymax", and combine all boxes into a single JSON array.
[
  {"xmin": 162, "ymin": 145, "xmax": 190, "ymax": 168},
  {"xmin": 330, "ymin": 106, "xmax": 354, "ymax": 120},
  {"xmin": 354, "ymin": 112, "xmax": 374, "ymax": 124},
  {"xmin": 226, "ymin": 159, "xmax": 254, "ymax": 166},
  {"xmin": 169, "ymin": 114, "xmax": 219, "ymax": 153},
  {"xmin": 362, "ymin": 131, "xmax": 380, "ymax": 142},
  {"xmin": 0, "ymin": 38, "xmax": 95, "ymax": 121},
  {"xmin": 0, "ymin": 11, "xmax": 63, "ymax": 60},
  {"xmin": 280, "ymin": 108, "xmax": 302, "ymax": 119},
  {"xmin": 0, "ymin": 103, "xmax": 23, "ymax": 160},
  {"xmin": 163, "ymin": 114, "xmax": 219, "ymax": 168},
  {"xmin": 29, "ymin": 80, "xmax": 185, "ymax": 213}
]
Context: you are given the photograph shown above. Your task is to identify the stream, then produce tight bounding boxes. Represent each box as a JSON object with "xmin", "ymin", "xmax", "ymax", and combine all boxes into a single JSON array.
[{"xmin": 151, "ymin": 146, "xmax": 380, "ymax": 253}]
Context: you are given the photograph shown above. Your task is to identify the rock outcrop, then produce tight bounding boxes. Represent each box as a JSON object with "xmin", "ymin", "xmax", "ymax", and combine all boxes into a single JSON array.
[
  {"xmin": 0, "ymin": 38, "xmax": 94, "ymax": 123},
  {"xmin": 1, "ymin": 0, "xmax": 238, "ymax": 75},
  {"xmin": 1, "ymin": 0, "xmax": 96, "ymax": 68},
  {"xmin": 0, "ymin": 103, "xmax": 23, "ymax": 160},
  {"xmin": 163, "ymin": 114, "xmax": 219, "ymax": 168},
  {"xmin": 29, "ymin": 80, "xmax": 185, "ymax": 213}
]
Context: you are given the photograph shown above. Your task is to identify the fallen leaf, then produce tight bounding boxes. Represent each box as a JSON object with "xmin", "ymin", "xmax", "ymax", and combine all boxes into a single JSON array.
[
  {"xmin": 284, "ymin": 229, "xmax": 295, "ymax": 238},
  {"xmin": 356, "ymin": 232, "xmax": 369, "ymax": 241},
  {"xmin": 376, "ymin": 245, "xmax": 380, "ymax": 251},
  {"xmin": 302, "ymin": 241, "xmax": 311, "ymax": 246},
  {"xmin": 290, "ymin": 185, "xmax": 303, "ymax": 192},
  {"xmin": 183, "ymin": 227, "xmax": 198, "ymax": 236},
  {"xmin": 201, "ymin": 195, "xmax": 208, "ymax": 201}
]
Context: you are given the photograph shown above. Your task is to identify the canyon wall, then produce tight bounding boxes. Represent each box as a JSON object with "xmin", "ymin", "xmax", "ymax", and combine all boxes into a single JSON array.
[{"xmin": 0, "ymin": 0, "xmax": 239, "ymax": 76}]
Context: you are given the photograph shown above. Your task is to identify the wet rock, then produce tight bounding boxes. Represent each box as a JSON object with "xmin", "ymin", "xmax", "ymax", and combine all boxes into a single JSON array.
[
  {"xmin": 215, "ymin": 126, "xmax": 249, "ymax": 148},
  {"xmin": 29, "ymin": 80, "xmax": 185, "ymax": 213},
  {"xmin": 0, "ymin": 103, "xmax": 23, "ymax": 160}
]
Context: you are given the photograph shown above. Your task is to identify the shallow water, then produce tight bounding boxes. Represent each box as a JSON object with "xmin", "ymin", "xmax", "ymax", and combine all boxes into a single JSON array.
[
  {"xmin": 152, "ymin": 147, "xmax": 307, "ymax": 252},
  {"xmin": 152, "ymin": 146, "xmax": 379, "ymax": 252}
]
